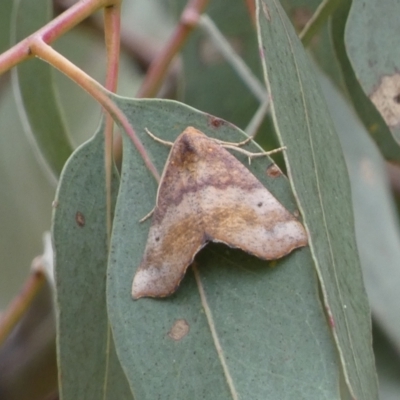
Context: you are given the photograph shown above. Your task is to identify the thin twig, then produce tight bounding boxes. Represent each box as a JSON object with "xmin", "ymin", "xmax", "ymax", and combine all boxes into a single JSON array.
[
  {"xmin": 103, "ymin": 2, "xmax": 121, "ymax": 243},
  {"xmin": 198, "ymin": 14, "xmax": 267, "ymax": 103},
  {"xmin": 137, "ymin": 0, "xmax": 210, "ymax": 98},
  {"xmin": 54, "ymin": 0, "xmax": 176, "ymax": 76},
  {"xmin": 245, "ymin": 99, "xmax": 270, "ymax": 137},
  {"xmin": 30, "ymin": 39, "xmax": 160, "ymax": 181},
  {"xmin": 299, "ymin": 0, "xmax": 342, "ymax": 47},
  {"xmin": 0, "ymin": 267, "xmax": 46, "ymax": 346},
  {"xmin": 0, "ymin": 0, "xmax": 115, "ymax": 75}
]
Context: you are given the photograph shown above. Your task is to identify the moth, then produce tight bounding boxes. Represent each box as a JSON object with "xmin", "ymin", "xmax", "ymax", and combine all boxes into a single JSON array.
[{"xmin": 132, "ymin": 127, "xmax": 308, "ymax": 299}]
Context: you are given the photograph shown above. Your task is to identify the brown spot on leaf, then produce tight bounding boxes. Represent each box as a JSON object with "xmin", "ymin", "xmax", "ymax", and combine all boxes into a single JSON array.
[
  {"xmin": 266, "ymin": 164, "xmax": 282, "ymax": 178},
  {"xmin": 209, "ymin": 116, "xmax": 225, "ymax": 128},
  {"xmin": 75, "ymin": 211, "xmax": 85, "ymax": 227},
  {"xmin": 52, "ymin": 200, "xmax": 59, "ymax": 208},
  {"xmin": 168, "ymin": 319, "xmax": 190, "ymax": 341},
  {"xmin": 370, "ymin": 73, "xmax": 400, "ymax": 128}
]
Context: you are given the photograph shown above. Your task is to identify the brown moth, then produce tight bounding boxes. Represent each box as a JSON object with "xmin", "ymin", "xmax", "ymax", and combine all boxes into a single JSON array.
[{"xmin": 132, "ymin": 127, "xmax": 308, "ymax": 299}]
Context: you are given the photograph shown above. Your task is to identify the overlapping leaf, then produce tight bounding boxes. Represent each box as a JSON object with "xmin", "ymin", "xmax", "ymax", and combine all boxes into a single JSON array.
[
  {"xmin": 256, "ymin": 0, "xmax": 378, "ymax": 398},
  {"xmin": 346, "ymin": 0, "xmax": 400, "ymax": 145},
  {"xmin": 319, "ymin": 70, "xmax": 400, "ymax": 353},
  {"xmin": 12, "ymin": 0, "xmax": 73, "ymax": 178},
  {"xmin": 107, "ymin": 98, "xmax": 338, "ymax": 399},
  {"xmin": 53, "ymin": 124, "xmax": 132, "ymax": 400},
  {"xmin": 331, "ymin": 0, "xmax": 400, "ymax": 162}
]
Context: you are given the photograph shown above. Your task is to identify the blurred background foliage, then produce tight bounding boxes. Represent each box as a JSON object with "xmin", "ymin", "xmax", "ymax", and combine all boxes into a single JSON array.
[{"xmin": 0, "ymin": 0, "xmax": 400, "ymax": 399}]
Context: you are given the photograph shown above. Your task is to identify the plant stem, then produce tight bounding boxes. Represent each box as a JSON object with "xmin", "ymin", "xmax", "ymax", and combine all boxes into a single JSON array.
[
  {"xmin": 198, "ymin": 14, "xmax": 267, "ymax": 103},
  {"xmin": 245, "ymin": 100, "xmax": 270, "ymax": 138},
  {"xmin": 0, "ymin": 269, "xmax": 46, "ymax": 347},
  {"xmin": 0, "ymin": 0, "xmax": 114, "ymax": 75},
  {"xmin": 137, "ymin": 0, "xmax": 210, "ymax": 98},
  {"xmin": 30, "ymin": 38, "xmax": 160, "ymax": 181},
  {"xmin": 103, "ymin": 2, "xmax": 122, "ymax": 241},
  {"xmin": 300, "ymin": 0, "xmax": 342, "ymax": 47}
]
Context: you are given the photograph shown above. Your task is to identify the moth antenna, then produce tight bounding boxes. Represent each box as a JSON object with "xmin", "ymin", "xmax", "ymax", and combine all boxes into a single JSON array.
[
  {"xmin": 139, "ymin": 207, "xmax": 155, "ymax": 223},
  {"xmin": 222, "ymin": 144, "xmax": 286, "ymax": 163},
  {"xmin": 145, "ymin": 128, "xmax": 174, "ymax": 147}
]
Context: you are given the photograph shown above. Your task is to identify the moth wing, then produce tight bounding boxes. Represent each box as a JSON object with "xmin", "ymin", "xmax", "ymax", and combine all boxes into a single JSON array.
[
  {"xmin": 199, "ymin": 151, "xmax": 308, "ymax": 259},
  {"xmin": 132, "ymin": 127, "xmax": 307, "ymax": 299},
  {"xmin": 132, "ymin": 199, "xmax": 207, "ymax": 298}
]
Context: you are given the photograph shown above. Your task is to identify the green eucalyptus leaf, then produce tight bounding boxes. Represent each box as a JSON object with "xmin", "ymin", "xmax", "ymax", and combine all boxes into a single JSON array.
[
  {"xmin": 107, "ymin": 97, "xmax": 338, "ymax": 399},
  {"xmin": 345, "ymin": 0, "xmax": 400, "ymax": 146},
  {"xmin": 331, "ymin": 0, "xmax": 400, "ymax": 162},
  {"xmin": 256, "ymin": 0, "xmax": 378, "ymax": 398},
  {"xmin": 52, "ymin": 122, "xmax": 132, "ymax": 400},
  {"xmin": 319, "ymin": 69, "xmax": 400, "ymax": 353},
  {"xmin": 0, "ymin": 0, "xmax": 13, "ymax": 54}
]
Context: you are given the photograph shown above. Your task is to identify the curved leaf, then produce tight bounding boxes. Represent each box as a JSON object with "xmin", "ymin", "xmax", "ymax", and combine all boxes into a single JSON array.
[
  {"xmin": 256, "ymin": 0, "xmax": 378, "ymax": 398},
  {"xmin": 12, "ymin": 0, "xmax": 73, "ymax": 178},
  {"xmin": 331, "ymin": 0, "xmax": 400, "ymax": 162},
  {"xmin": 345, "ymin": 0, "xmax": 400, "ymax": 145},
  {"xmin": 52, "ymin": 123, "xmax": 132, "ymax": 400},
  {"xmin": 108, "ymin": 97, "xmax": 339, "ymax": 399},
  {"xmin": 319, "ymin": 70, "xmax": 400, "ymax": 353}
]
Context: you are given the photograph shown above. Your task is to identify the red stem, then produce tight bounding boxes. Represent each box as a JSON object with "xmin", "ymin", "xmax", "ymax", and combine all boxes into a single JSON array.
[
  {"xmin": 103, "ymin": 2, "xmax": 122, "ymax": 238},
  {"xmin": 0, "ymin": 0, "xmax": 114, "ymax": 75},
  {"xmin": 137, "ymin": 0, "xmax": 210, "ymax": 98}
]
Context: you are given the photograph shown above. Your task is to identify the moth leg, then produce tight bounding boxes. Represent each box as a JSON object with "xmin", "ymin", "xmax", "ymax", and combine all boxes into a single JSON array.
[
  {"xmin": 139, "ymin": 207, "xmax": 155, "ymax": 223},
  {"xmin": 263, "ymin": 146, "xmax": 287, "ymax": 157},
  {"xmin": 222, "ymin": 144, "xmax": 286, "ymax": 164},
  {"xmin": 145, "ymin": 128, "xmax": 174, "ymax": 147}
]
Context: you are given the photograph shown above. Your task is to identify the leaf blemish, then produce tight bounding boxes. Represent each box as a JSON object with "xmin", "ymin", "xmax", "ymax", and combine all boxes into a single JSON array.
[
  {"xmin": 370, "ymin": 73, "xmax": 400, "ymax": 128},
  {"xmin": 208, "ymin": 115, "xmax": 225, "ymax": 128},
  {"xmin": 75, "ymin": 211, "xmax": 85, "ymax": 227},
  {"xmin": 266, "ymin": 164, "xmax": 282, "ymax": 178},
  {"xmin": 168, "ymin": 319, "xmax": 190, "ymax": 341}
]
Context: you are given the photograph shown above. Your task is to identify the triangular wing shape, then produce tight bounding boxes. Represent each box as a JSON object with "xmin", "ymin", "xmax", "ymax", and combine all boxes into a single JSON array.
[
  {"xmin": 199, "ymin": 154, "xmax": 308, "ymax": 259},
  {"xmin": 132, "ymin": 127, "xmax": 307, "ymax": 299},
  {"xmin": 132, "ymin": 128, "xmax": 207, "ymax": 298}
]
